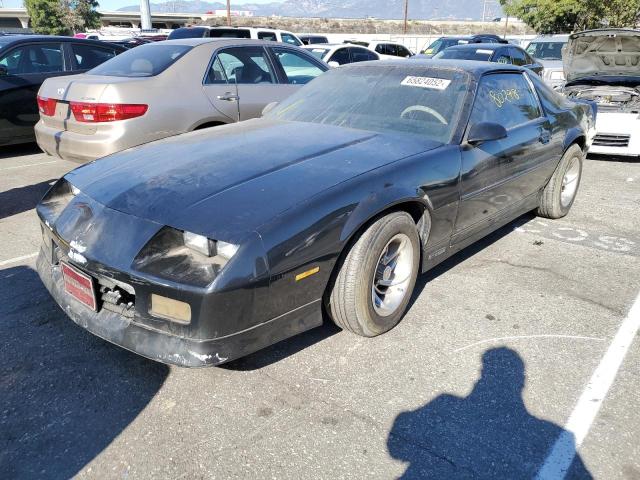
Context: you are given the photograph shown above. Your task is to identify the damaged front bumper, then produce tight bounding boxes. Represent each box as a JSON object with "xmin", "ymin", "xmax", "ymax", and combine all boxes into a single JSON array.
[{"xmin": 37, "ymin": 250, "xmax": 321, "ymax": 367}]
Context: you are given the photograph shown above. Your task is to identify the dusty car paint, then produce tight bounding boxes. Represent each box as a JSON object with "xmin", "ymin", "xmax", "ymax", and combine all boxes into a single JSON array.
[{"xmin": 36, "ymin": 61, "xmax": 595, "ymax": 367}]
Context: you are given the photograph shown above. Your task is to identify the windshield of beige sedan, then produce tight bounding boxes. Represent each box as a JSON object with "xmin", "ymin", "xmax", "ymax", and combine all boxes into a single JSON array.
[{"xmin": 267, "ymin": 66, "xmax": 470, "ymax": 143}]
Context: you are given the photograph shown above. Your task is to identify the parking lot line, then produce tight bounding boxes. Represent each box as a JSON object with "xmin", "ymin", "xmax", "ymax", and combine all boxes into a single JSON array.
[
  {"xmin": 536, "ymin": 290, "xmax": 640, "ymax": 480},
  {"xmin": 0, "ymin": 252, "xmax": 38, "ymax": 267},
  {"xmin": 0, "ymin": 161, "xmax": 58, "ymax": 171}
]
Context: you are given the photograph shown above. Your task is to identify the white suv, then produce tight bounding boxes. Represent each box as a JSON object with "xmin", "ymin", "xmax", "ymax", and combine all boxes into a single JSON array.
[
  {"xmin": 168, "ymin": 26, "xmax": 303, "ymax": 46},
  {"xmin": 344, "ymin": 40, "xmax": 413, "ymax": 59}
]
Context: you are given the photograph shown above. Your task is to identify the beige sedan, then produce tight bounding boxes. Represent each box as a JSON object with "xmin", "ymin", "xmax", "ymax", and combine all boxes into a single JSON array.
[{"xmin": 35, "ymin": 38, "xmax": 328, "ymax": 163}]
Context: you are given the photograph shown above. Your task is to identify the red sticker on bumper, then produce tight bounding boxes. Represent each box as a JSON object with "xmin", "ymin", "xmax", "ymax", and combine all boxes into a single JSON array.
[{"xmin": 61, "ymin": 262, "xmax": 97, "ymax": 311}]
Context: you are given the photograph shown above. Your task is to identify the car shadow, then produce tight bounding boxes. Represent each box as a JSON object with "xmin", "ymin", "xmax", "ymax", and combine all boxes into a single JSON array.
[
  {"xmin": 225, "ymin": 214, "xmax": 538, "ymax": 372},
  {"xmin": 0, "ymin": 266, "xmax": 169, "ymax": 479},
  {"xmin": 387, "ymin": 347, "xmax": 592, "ymax": 479},
  {"xmin": 0, "ymin": 179, "xmax": 55, "ymax": 219},
  {"xmin": 408, "ymin": 212, "xmax": 537, "ymax": 311},
  {"xmin": 587, "ymin": 153, "xmax": 640, "ymax": 163},
  {"xmin": 0, "ymin": 142, "xmax": 43, "ymax": 160}
]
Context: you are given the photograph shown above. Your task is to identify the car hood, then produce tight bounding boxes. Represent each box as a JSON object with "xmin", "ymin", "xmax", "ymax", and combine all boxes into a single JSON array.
[
  {"xmin": 65, "ymin": 119, "xmax": 440, "ymax": 242},
  {"xmin": 564, "ymin": 29, "xmax": 640, "ymax": 82}
]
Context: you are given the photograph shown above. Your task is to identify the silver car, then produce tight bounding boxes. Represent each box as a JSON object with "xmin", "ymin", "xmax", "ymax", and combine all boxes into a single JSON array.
[
  {"xmin": 525, "ymin": 35, "xmax": 569, "ymax": 88},
  {"xmin": 35, "ymin": 38, "xmax": 328, "ymax": 162}
]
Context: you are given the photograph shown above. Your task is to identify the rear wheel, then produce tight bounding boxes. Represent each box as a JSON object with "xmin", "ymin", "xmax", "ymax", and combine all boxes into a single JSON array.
[
  {"xmin": 327, "ymin": 212, "xmax": 420, "ymax": 337},
  {"xmin": 538, "ymin": 144, "xmax": 584, "ymax": 219}
]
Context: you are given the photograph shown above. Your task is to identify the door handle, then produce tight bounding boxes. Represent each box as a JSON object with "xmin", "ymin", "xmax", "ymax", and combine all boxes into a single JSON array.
[
  {"xmin": 539, "ymin": 131, "xmax": 551, "ymax": 144},
  {"xmin": 217, "ymin": 93, "xmax": 239, "ymax": 102}
]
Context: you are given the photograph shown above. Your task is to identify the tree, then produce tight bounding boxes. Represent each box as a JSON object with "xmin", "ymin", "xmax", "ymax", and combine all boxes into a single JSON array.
[
  {"xmin": 24, "ymin": 0, "xmax": 101, "ymax": 35},
  {"xmin": 24, "ymin": 0, "xmax": 70, "ymax": 35},
  {"xmin": 500, "ymin": 0, "xmax": 639, "ymax": 33}
]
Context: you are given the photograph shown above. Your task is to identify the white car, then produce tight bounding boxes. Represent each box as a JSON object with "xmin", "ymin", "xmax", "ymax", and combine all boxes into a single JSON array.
[
  {"xmin": 357, "ymin": 40, "xmax": 414, "ymax": 59},
  {"xmin": 168, "ymin": 26, "xmax": 303, "ymax": 46},
  {"xmin": 303, "ymin": 44, "xmax": 379, "ymax": 67},
  {"xmin": 525, "ymin": 34, "xmax": 569, "ymax": 88},
  {"xmin": 561, "ymin": 29, "xmax": 640, "ymax": 157}
]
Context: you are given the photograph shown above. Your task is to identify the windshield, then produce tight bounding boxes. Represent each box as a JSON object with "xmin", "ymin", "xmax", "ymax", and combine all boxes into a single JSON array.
[
  {"xmin": 267, "ymin": 65, "xmax": 470, "ymax": 143},
  {"xmin": 423, "ymin": 38, "xmax": 467, "ymax": 54},
  {"xmin": 306, "ymin": 47, "xmax": 331, "ymax": 60},
  {"xmin": 89, "ymin": 44, "xmax": 191, "ymax": 77},
  {"xmin": 168, "ymin": 27, "xmax": 207, "ymax": 39},
  {"xmin": 435, "ymin": 48, "xmax": 492, "ymax": 61},
  {"xmin": 525, "ymin": 41, "xmax": 565, "ymax": 60}
]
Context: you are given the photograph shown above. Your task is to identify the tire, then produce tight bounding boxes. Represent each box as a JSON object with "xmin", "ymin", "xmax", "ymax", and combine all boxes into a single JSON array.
[
  {"xmin": 327, "ymin": 212, "xmax": 420, "ymax": 337},
  {"xmin": 537, "ymin": 144, "xmax": 584, "ymax": 219}
]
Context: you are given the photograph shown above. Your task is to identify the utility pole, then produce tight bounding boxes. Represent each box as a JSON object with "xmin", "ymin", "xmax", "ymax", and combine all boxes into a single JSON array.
[
  {"xmin": 226, "ymin": 0, "xmax": 232, "ymax": 27},
  {"xmin": 403, "ymin": 0, "xmax": 409, "ymax": 34},
  {"xmin": 139, "ymin": 0, "xmax": 152, "ymax": 30}
]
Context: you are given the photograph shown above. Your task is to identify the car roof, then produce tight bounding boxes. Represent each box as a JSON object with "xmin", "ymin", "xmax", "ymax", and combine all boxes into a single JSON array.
[
  {"xmin": 0, "ymin": 35, "xmax": 125, "ymax": 49},
  {"xmin": 343, "ymin": 58, "xmax": 527, "ymax": 76},
  {"xmin": 159, "ymin": 38, "xmax": 297, "ymax": 48},
  {"xmin": 530, "ymin": 34, "xmax": 570, "ymax": 42},
  {"xmin": 444, "ymin": 43, "xmax": 509, "ymax": 51}
]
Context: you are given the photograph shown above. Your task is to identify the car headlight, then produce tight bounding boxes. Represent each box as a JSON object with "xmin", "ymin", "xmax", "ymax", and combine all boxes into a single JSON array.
[
  {"xmin": 133, "ymin": 227, "xmax": 240, "ymax": 287},
  {"xmin": 37, "ymin": 178, "xmax": 79, "ymax": 228}
]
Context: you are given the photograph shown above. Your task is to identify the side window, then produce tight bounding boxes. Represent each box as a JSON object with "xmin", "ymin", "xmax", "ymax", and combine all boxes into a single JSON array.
[
  {"xmin": 510, "ymin": 47, "xmax": 528, "ymax": 66},
  {"xmin": 397, "ymin": 45, "xmax": 412, "ymax": 57},
  {"xmin": 374, "ymin": 44, "xmax": 386, "ymax": 55},
  {"xmin": 350, "ymin": 47, "xmax": 376, "ymax": 63},
  {"xmin": 0, "ymin": 44, "xmax": 63, "ymax": 74},
  {"xmin": 386, "ymin": 44, "xmax": 399, "ymax": 56},
  {"xmin": 272, "ymin": 48, "xmax": 324, "ymax": 84},
  {"xmin": 71, "ymin": 44, "xmax": 117, "ymax": 70},
  {"xmin": 493, "ymin": 49, "xmax": 511, "ymax": 64},
  {"xmin": 468, "ymin": 73, "xmax": 542, "ymax": 130},
  {"xmin": 281, "ymin": 33, "xmax": 301, "ymax": 46},
  {"xmin": 258, "ymin": 31, "xmax": 277, "ymax": 42},
  {"xmin": 329, "ymin": 48, "xmax": 350, "ymax": 65},
  {"xmin": 0, "ymin": 47, "xmax": 23, "ymax": 74},
  {"xmin": 214, "ymin": 46, "xmax": 275, "ymax": 84},
  {"xmin": 205, "ymin": 56, "xmax": 228, "ymax": 84}
]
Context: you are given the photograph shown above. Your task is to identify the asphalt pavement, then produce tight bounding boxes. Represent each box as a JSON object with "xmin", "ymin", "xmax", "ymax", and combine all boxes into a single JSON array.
[{"xmin": 1, "ymin": 144, "xmax": 638, "ymax": 479}]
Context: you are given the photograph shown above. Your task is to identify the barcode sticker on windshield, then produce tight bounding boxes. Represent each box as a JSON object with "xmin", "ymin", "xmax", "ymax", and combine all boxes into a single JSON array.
[{"xmin": 401, "ymin": 76, "xmax": 451, "ymax": 90}]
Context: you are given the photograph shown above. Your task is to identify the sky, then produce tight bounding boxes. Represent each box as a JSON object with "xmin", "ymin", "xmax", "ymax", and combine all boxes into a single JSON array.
[{"xmin": 3, "ymin": 0, "xmax": 285, "ymax": 11}]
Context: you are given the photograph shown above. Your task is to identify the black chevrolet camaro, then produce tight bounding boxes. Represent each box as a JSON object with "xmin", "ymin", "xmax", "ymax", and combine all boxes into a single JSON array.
[{"xmin": 36, "ymin": 61, "xmax": 596, "ymax": 367}]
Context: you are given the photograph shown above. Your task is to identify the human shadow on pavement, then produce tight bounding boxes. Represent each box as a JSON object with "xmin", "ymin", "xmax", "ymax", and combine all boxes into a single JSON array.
[
  {"xmin": 387, "ymin": 347, "xmax": 592, "ymax": 479},
  {"xmin": 0, "ymin": 266, "xmax": 169, "ymax": 479}
]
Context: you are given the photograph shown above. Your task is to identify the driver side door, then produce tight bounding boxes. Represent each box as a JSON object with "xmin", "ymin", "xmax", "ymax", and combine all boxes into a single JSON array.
[{"xmin": 453, "ymin": 72, "xmax": 554, "ymax": 242}]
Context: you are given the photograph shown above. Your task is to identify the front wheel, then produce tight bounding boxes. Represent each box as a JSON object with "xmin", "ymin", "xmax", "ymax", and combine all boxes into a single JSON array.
[
  {"xmin": 327, "ymin": 212, "xmax": 420, "ymax": 337},
  {"xmin": 538, "ymin": 144, "xmax": 584, "ymax": 219}
]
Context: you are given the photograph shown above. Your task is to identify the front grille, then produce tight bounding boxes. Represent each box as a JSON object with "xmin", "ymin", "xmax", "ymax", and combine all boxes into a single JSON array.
[{"xmin": 593, "ymin": 134, "xmax": 631, "ymax": 147}]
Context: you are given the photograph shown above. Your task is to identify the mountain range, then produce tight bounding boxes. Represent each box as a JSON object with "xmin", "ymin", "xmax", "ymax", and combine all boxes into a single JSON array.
[{"xmin": 117, "ymin": 0, "xmax": 502, "ymax": 20}]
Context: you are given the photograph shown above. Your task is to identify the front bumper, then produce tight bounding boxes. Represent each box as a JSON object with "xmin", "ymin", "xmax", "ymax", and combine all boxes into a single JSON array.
[
  {"xmin": 37, "ymin": 249, "xmax": 322, "ymax": 368},
  {"xmin": 589, "ymin": 112, "xmax": 640, "ymax": 157}
]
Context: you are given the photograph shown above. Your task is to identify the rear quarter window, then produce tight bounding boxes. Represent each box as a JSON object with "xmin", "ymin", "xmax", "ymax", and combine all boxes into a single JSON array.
[{"xmin": 88, "ymin": 44, "xmax": 192, "ymax": 77}]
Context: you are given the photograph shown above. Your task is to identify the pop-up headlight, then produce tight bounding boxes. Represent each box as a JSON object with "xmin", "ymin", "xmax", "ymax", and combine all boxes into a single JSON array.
[
  {"xmin": 133, "ymin": 227, "xmax": 240, "ymax": 287},
  {"xmin": 37, "ymin": 178, "xmax": 79, "ymax": 227}
]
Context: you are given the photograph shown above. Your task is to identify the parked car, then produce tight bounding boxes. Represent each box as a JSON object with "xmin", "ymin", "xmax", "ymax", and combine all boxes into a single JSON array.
[
  {"xmin": 168, "ymin": 26, "xmax": 302, "ymax": 46},
  {"xmin": 303, "ymin": 43, "xmax": 379, "ymax": 66},
  {"xmin": 104, "ymin": 37, "xmax": 153, "ymax": 50},
  {"xmin": 561, "ymin": 29, "xmax": 640, "ymax": 158},
  {"xmin": 432, "ymin": 43, "xmax": 543, "ymax": 76},
  {"xmin": 525, "ymin": 34, "xmax": 569, "ymax": 88},
  {"xmin": 0, "ymin": 35, "xmax": 125, "ymax": 146},
  {"xmin": 36, "ymin": 60, "xmax": 595, "ymax": 367},
  {"xmin": 420, "ymin": 34, "xmax": 508, "ymax": 57},
  {"xmin": 35, "ymin": 38, "xmax": 328, "ymax": 162},
  {"xmin": 299, "ymin": 34, "xmax": 329, "ymax": 45},
  {"xmin": 342, "ymin": 39, "xmax": 413, "ymax": 59}
]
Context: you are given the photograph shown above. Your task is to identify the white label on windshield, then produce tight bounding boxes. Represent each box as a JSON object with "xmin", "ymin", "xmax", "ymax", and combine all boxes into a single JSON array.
[
  {"xmin": 476, "ymin": 49, "xmax": 493, "ymax": 55},
  {"xmin": 401, "ymin": 76, "xmax": 451, "ymax": 90}
]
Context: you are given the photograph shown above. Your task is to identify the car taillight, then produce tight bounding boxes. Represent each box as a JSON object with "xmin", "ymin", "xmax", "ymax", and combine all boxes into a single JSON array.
[
  {"xmin": 37, "ymin": 96, "xmax": 57, "ymax": 116},
  {"xmin": 69, "ymin": 102, "xmax": 148, "ymax": 123}
]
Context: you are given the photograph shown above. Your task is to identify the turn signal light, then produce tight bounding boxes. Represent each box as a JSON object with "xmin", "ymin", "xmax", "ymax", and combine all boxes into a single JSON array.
[
  {"xmin": 149, "ymin": 294, "xmax": 191, "ymax": 324},
  {"xmin": 69, "ymin": 102, "xmax": 148, "ymax": 123},
  {"xmin": 37, "ymin": 95, "xmax": 57, "ymax": 116}
]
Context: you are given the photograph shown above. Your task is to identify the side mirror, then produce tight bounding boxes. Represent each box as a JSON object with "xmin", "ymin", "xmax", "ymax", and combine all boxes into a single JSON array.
[
  {"xmin": 467, "ymin": 122, "xmax": 508, "ymax": 145},
  {"xmin": 0, "ymin": 65, "xmax": 8, "ymax": 76},
  {"xmin": 262, "ymin": 101, "xmax": 278, "ymax": 116},
  {"xmin": 327, "ymin": 61, "xmax": 340, "ymax": 69}
]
